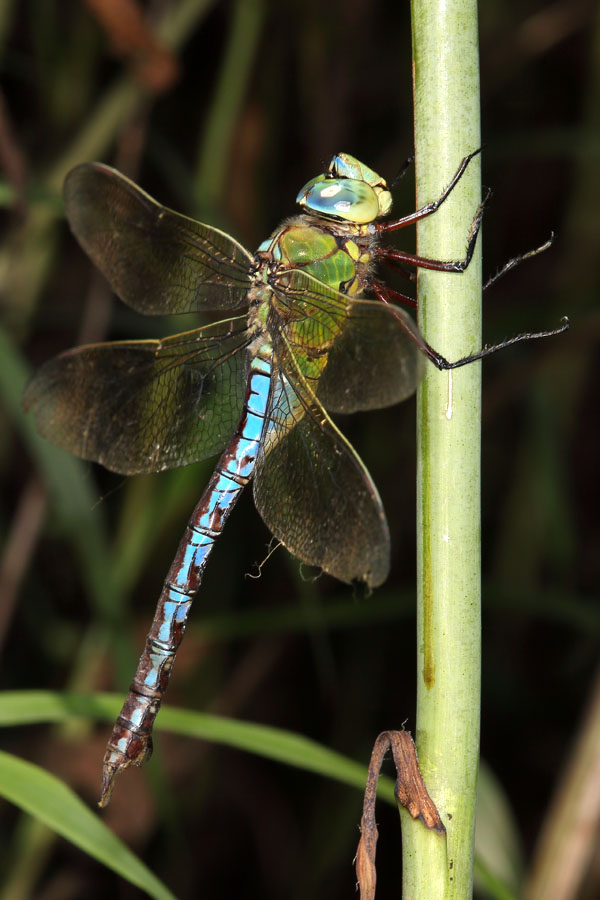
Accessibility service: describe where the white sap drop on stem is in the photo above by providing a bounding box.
[445,369,453,420]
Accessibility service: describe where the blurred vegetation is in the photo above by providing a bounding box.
[0,1,598,898]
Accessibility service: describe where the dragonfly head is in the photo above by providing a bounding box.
[296,153,392,225]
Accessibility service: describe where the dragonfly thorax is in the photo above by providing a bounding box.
[256,215,377,300]
[296,153,392,225]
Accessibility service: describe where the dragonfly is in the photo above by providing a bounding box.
[23,151,567,806]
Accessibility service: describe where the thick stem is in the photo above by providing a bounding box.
[404,2,482,898]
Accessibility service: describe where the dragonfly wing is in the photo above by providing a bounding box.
[271,269,425,413]
[317,298,426,412]
[23,317,249,475]
[253,328,389,588]
[64,163,254,315]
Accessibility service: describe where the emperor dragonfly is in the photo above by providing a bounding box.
[23,152,566,804]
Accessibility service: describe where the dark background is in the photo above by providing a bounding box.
[1,1,598,898]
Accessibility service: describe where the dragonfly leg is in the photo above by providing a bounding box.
[368,279,569,371]
[368,278,416,309]
[381,255,416,283]
[484,233,554,292]
[376,148,481,234]
[389,154,414,190]
[382,230,553,291]
[425,317,570,370]
[375,187,491,274]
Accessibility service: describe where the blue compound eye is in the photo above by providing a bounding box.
[297,176,380,224]
[296,155,392,222]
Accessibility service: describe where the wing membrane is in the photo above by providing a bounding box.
[316,298,425,411]
[271,269,425,412]
[23,318,249,475]
[63,163,254,315]
[253,324,389,588]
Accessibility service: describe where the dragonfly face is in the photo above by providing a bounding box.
[295,153,393,224]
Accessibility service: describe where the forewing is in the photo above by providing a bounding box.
[271,269,425,413]
[63,163,254,314]
[253,326,390,588]
[23,318,249,475]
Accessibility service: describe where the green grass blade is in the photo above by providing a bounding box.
[0,326,116,614]
[0,750,177,900]
[0,693,523,900]
[0,690,394,801]
[194,0,265,211]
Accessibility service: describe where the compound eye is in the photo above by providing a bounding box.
[297,176,380,224]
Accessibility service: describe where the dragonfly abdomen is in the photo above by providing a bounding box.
[99,344,273,806]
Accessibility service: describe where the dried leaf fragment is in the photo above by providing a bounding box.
[355,730,445,900]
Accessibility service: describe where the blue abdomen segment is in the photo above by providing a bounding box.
[100,347,272,805]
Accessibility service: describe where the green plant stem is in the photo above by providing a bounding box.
[404,2,482,898]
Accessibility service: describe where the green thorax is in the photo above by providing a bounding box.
[256,151,391,300]
[251,216,378,386]
[250,152,391,382]
[256,215,376,298]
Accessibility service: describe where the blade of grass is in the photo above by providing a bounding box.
[194,0,265,213]
[0,751,177,900]
[0,0,216,330]
[0,690,394,800]
[0,691,521,900]
[0,326,116,619]
[524,666,600,900]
